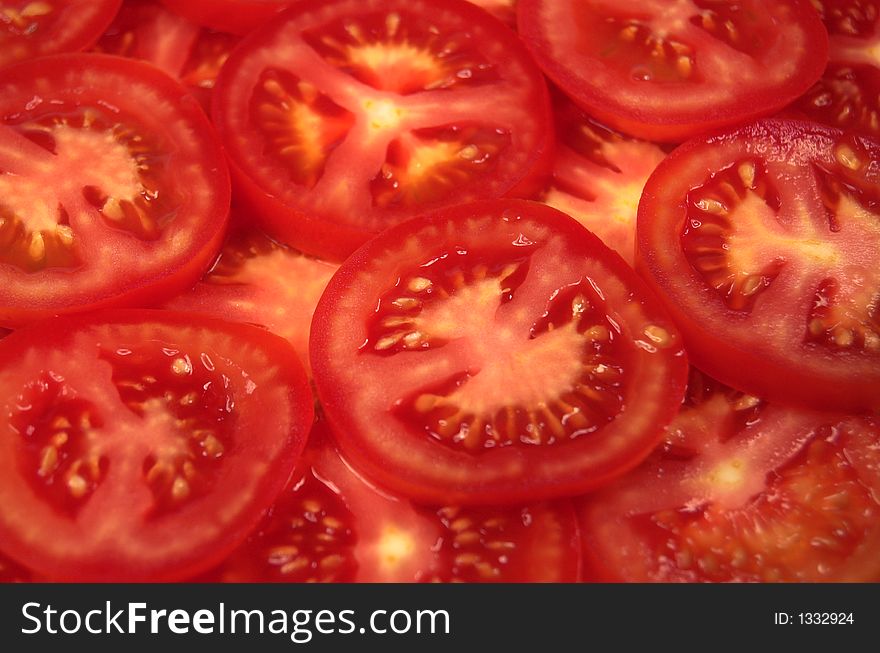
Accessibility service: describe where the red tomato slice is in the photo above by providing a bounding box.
[94,1,239,110]
[517,0,828,141]
[0,310,313,582]
[469,0,518,27]
[311,200,688,505]
[213,0,553,261]
[637,120,880,411]
[0,0,121,68]
[160,0,292,36]
[0,552,32,583]
[538,97,666,267]
[0,54,230,326]
[204,424,581,582]
[580,370,880,582]
[796,1,880,136]
[163,225,338,373]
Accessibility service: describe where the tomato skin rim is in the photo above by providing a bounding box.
[0,53,232,327]
[0,308,315,582]
[636,119,880,412]
[212,0,555,262]
[311,199,690,506]
[516,0,830,142]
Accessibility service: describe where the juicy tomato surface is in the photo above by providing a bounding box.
[518,0,828,141]
[0,53,231,326]
[204,423,582,582]
[160,0,291,36]
[469,0,518,27]
[580,370,880,582]
[94,0,239,109]
[0,0,121,68]
[311,200,688,506]
[163,224,338,373]
[537,96,666,266]
[638,120,880,411]
[0,310,314,582]
[213,0,553,260]
[796,1,880,136]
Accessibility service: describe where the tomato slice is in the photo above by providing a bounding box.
[637,119,880,411]
[0,54,230,326]
[204,423,581,582]
[162,225,338,373]
[469,0,518,27]
[0,0,121,68]
[311,200,688,505]
[213,0,553,260]
[537,96,666,266]
[580,370,880,582]
[0,310,313,582]
[0,552,32,583]
[93,1,239,110]
[794,1,880,136]
[159,0,292,36]
[517,0,828,141]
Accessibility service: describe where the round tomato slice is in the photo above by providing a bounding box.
[580,370,880,582]
[204,423,581,582]
[0,0,121,68]
[213,0,553,261]
[637,120,880,411]
[160,0,292,36]
[163,224,338,373]
[0,310,313,582]
[517,0,828,142]
[311,200,688,505]
[93,1,239,110]
[0,54,230,326]
[537,96,666,267]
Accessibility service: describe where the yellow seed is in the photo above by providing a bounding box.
[833,327,854,347]
[171,357,191,375]
[52,416,72,429]
[280,557,309,574]
[391,297,420,310]
[449,517,472,532]
[738,162,756,189]
[375,334,402,351]
[408,277,433,292]
[171,476,190,500]
[835,144,861,170]
[202,434,225,457]
[454,531,481,546]
[454,552,480,566]
[320,554,346,570]
[22,2,53,17]
[102,198,125,221]
[303,499,321,514]
[695,198,727,214]
[458,145,479,161]
[402,331,424,347]
[28,232,46,261]
[56,224,74,246]
[67,473,88,498]
[619,24,638,41]
[644,325,671,346]
[323,516,344,530]
[676,56,693,77]
[386,12,400,36]
[38,446,58,477]
[586,325,611,342]
[486,540,516,551]
[808,318,825,336]
[741,275,763,297]
[414,394,439,412]
[733,394,761,411]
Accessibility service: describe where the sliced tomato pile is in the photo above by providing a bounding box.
[638,120,880,411]
[204,423,581,582]
[311,200,688,504]
[518,0,828,141]
[213,0,553,260]
[2,0,880,586]
[580,370,880,582]
[162,223,338,372]
[0,53,230,325]
[0,310,313,581]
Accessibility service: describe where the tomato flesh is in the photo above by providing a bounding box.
[638,120,880,411]
[0,310,313,581]
[581,370,880,582]
[205,425,581,582]
[213,0,553,260]
[0,54,230,325]
[518,0,828,141]
[163,225,338,373]
[311,200,688,505]
[160,0,292,36]
[0,0,121,68]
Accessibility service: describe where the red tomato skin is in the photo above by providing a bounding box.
[0,309,314,582]
[0,53,231,327]
[636,119,880,412]
[160,0,290,36]
[311,199,689,506]
[517,0,830,142]
[212,0,554,262]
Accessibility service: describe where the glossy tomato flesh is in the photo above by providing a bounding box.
[311,200,688,505]
[213,0,553,260]
[0,310,313,582]
[638,120,880,411]
[581,370,880,582]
